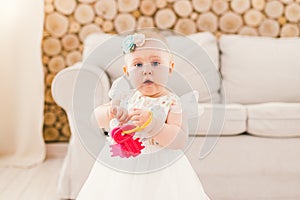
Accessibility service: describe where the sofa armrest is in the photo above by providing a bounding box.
[52,62,111,199]
[51,62,111,111]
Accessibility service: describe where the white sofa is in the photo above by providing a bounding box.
[52,32,300,200]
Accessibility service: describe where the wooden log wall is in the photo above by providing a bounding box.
[43,0,300,142]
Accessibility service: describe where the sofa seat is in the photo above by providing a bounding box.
[247,103,300,137]
[200,174,300,200]
[185,134,300,199]
[195,103,247,136]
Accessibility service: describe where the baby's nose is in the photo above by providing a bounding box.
[143,70,152,75]
[143,66,152,75]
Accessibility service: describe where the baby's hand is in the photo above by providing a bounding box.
[109,105,129,125]
[129,108,151,127]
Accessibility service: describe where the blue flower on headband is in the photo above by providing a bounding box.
[122,35,135,54]
[122,33,146,54]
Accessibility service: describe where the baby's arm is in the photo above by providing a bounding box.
[92,101,112,130]
[92,101,129,130]
[152,110,188,150]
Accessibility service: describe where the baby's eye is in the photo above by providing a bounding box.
[151,61,160,67]
[134,63,143,67]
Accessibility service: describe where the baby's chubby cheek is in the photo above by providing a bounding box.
[127,69,144,88]
[151,65,169,86]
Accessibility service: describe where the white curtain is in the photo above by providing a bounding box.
[0,0,45,167]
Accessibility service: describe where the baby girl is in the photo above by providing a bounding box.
[77,30,210,200]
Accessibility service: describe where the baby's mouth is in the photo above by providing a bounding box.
[143,80,153,84]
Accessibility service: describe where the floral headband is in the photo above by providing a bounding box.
[122,33,170,55]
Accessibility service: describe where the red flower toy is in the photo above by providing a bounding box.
[109,124,145,158]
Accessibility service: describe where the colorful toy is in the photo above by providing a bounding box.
[109,111,153,158]
[109,124,145,158]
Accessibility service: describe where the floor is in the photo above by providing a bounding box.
[0,143,67,200]
[1,139,299,200]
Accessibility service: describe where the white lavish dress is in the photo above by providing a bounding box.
[77,90,210,200]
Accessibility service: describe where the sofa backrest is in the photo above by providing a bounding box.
[82,32,221,103]
[220,35,300,104]
[82,32,300,104]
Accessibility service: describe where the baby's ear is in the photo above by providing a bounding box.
[169,61,175,74]
[123,65,129,76]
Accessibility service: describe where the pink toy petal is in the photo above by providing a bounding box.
[110,144,126,158]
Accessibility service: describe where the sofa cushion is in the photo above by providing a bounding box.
[167,32,221,102]
[186,135,300,199]
[247,103,300,137]
[82,32,221,103]
[187,32,219,69]
[83,33,112,60]
[220,35,300,104]
[190,103,247,136]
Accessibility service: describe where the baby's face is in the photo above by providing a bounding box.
[124,49,173,97]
